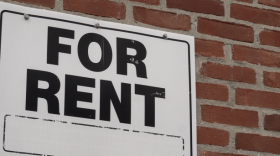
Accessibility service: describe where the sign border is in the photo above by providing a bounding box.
[0,10,193,156]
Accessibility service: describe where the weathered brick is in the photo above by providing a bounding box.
[133,7,191,31]
[200,62,256,84]
[236,88,280,110]
[196,82,229,101]
[166,0,224,16]
[264,114,280,132]
[197,18,254,43]
[263,71,280,89]
[195,39,225,58]
[235,0,253,3]
[232,45,280,68]
[231,4,280,27]
[236,133,280,154]
[200,151,249,156]
[129,0,159,5]
[13,0,55,8]
[201,105,259,127]
[63,0,126,20]
[259,0,280,8]
[197,127,229,146]
[260,29,280,48]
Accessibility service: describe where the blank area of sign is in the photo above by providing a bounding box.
[4,115,183,156]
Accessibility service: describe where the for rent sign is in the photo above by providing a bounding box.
[0,2,196,156]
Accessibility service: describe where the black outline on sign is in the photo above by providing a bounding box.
[0,10,193,156]
[4,115,184,156]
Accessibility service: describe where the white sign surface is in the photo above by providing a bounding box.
[0,2,196,156]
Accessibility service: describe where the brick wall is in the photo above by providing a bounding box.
[2,0,280,155]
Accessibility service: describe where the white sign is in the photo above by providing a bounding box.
[0,2,196,156]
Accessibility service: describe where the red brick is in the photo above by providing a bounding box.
[264,114,280,132]
[196,82,229,101]
[232,45,280,68]
[235,0,253,3]
[195,39,225,58]
[13,0,55,8]
[200,62,256,84]
[133,7,191,31]
[63,0,125,20]
[129,0,159,5]
[236,133,280,154]
[200,151,249,156]
[201,105,259,128]
[197,127,229,146]
[197,18,254,43]
[259,0,280,8]
[260,29,280,48]
[236,88,280,110]
[166,0,224,16]
[263,71,280,89]
[231,4,280,27]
